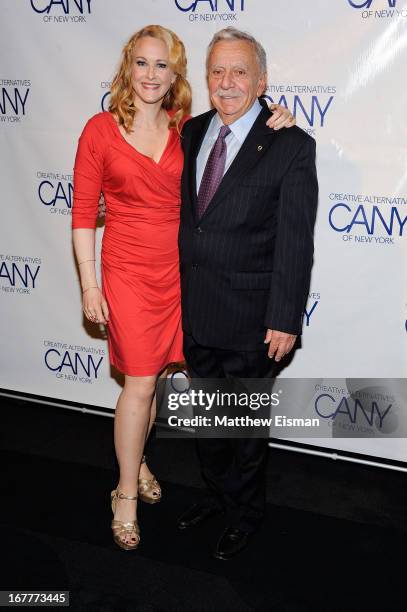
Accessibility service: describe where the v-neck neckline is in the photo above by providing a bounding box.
[107,111,172,166]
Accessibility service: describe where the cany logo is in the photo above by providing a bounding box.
[0,254,41,295]
[30,0,92,22]
[314,393,392,429]
[100,81,111,112]
[44,340,105,383]
[328,192,407,245]
[348,0,396,7]
[0,80,30,123]
[174,0,245,9]
[263,86,335,136]
[347,0,406,18]
[304,292,320,327]
[37,171,73,216]
[175,0,245,21]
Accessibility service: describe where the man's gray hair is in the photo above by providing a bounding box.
[206,27,267,75]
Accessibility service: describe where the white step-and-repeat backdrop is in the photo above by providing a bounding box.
[1,1,406,461]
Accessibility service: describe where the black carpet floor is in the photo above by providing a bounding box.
[1,397,406,612]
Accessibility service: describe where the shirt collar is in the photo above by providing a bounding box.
[211,98,262,143]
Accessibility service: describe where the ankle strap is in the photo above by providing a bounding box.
[115,488,137,501]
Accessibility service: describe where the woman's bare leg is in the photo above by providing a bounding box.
[139,369,167,480]
[113,373,157,544]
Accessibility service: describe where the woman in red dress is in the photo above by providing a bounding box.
[72,25,294,550]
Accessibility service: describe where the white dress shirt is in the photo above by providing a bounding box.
[196,99,262,192]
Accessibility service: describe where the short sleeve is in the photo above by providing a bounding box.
[72,115,105,229]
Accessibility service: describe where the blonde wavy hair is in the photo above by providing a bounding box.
[109,25,192,133]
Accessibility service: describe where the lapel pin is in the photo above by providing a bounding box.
[257,145,263,151]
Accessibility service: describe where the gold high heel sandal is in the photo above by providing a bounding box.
[110,488,140,551]
[138,455,162,504]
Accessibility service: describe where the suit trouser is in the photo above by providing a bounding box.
[183,332,275,533]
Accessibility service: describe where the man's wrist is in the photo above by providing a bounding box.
[265,321,301,336]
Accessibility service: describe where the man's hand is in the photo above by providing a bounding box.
[98,192,106,218]
[264,329,297,361]
[265,104,296,130]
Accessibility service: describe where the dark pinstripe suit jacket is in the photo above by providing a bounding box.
[178,100,318,351]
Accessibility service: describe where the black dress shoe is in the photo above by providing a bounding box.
[213,527,250,560]
[177,502,222,530]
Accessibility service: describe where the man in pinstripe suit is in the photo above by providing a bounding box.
[177,27,318,559]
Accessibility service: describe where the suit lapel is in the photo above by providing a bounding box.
[200,106,277,221]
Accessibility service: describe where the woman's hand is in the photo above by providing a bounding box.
[265,103,296,130]
[82,287,109,324]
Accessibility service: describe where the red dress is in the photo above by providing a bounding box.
[72,111,187,376]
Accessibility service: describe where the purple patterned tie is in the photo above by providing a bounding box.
[197,124,231,218]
